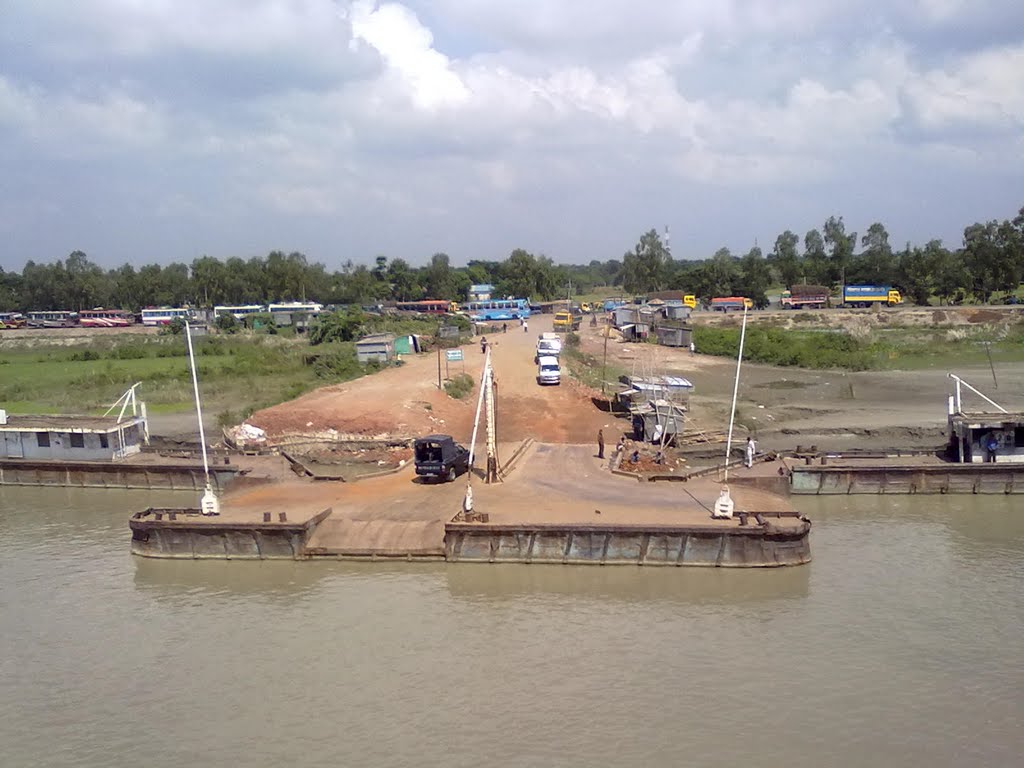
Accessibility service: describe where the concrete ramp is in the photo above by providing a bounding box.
[305,518,445,559]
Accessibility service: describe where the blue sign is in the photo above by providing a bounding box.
[446,349,464,362]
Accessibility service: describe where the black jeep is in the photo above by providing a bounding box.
[413,434,471,482]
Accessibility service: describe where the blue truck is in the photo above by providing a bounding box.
[842,285,903,308]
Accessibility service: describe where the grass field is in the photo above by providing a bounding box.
[692,323,1024,371]
[0,334,360,424]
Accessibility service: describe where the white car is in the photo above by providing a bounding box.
[537,355,561,385]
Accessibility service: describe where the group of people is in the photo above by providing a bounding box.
[598,429,759,468]
[480,317,529,354]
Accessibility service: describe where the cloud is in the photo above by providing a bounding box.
[0,0,1021,268]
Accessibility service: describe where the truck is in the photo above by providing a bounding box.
[710,296,753,312]
[841,285,903,308]
[780,285,830,309]
[552,310,581,332]
[413,435,470,483]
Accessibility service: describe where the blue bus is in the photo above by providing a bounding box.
[460,298,531,321]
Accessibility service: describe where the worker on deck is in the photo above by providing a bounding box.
[745,436,757,468]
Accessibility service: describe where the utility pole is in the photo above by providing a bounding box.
[601,319,609,395]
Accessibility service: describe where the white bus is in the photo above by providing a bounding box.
[213,304,265,320]
[141,307,193,326]
[266,302,323,315]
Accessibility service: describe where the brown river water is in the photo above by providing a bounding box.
[1,486,1022,767]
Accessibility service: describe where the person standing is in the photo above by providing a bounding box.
[985,433,999,463]
[689,340,695,356]
[745,436,757,468]
[597,429,605,459]
[523,319,528,333]
[480,336,487,354]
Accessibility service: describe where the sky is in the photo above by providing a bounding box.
[1,0,1022,271]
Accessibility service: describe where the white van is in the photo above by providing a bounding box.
[537,355,561,385]
[535,332,562,360]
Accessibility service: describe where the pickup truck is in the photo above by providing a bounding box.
[413,435,470,483]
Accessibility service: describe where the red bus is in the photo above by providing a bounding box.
[395,300,455,314]
[78,309,134,327]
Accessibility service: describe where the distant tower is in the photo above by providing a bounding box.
[664,225,671,254]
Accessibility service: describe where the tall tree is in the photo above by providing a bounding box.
[962,221,1003,302]
[737,245,771,307]
[857,222,895,285]
[823,215,857,284]
[769,230,802,288]
[803,228,829,285]
[424,252,462,300]
[621,229,671,294]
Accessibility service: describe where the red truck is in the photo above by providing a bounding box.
[780,285,830,309]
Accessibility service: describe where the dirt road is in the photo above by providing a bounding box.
[250,315,616,446]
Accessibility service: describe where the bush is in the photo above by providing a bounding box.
[216,313,240,334]
[692,326,875,370]
[444,372,474,399]
[307,347,364,380]
[309,309,366,345]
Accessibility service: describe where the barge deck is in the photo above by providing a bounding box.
[130,444,810,567]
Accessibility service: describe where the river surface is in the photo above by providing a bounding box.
[1,486,1022,768]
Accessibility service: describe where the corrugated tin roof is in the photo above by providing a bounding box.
[0,414,145,433]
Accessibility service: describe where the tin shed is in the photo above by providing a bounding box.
[355,333,396,364]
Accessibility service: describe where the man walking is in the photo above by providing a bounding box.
[597,429,605,459]
[744,436,757,468]
[523,318,529,333]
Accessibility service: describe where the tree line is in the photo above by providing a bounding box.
[0,205,1020,312]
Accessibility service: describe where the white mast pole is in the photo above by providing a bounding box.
[186,322,219,514]
[723,306,749,482]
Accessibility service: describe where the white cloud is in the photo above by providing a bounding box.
[350,1,469,110]
[0,0,1021,267]
[905,44,1024,131]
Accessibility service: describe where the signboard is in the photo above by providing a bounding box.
[446,349,464,362]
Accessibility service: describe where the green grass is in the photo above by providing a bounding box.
[444,372,475,399]
[692,323,1024,371]
[0,334,376,417]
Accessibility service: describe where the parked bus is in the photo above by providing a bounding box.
[0,312,26,329]
[460,298,531,321]
[141,307,194,326]
[394,300,454,315]
[213,304,265,320]
[26,310,77,328]
[266,302,323,315]
[77,308,133,328]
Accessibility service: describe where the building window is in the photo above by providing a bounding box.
[36,432,50,448]
[100,434,109,449]
[70,433,85,449]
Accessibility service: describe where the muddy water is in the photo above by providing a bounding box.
[1,486,1022,768]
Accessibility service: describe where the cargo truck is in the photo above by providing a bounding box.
[553,310,581,331]
[780,285,830,309]
[710,296,753,312]
[841,285,903,308]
